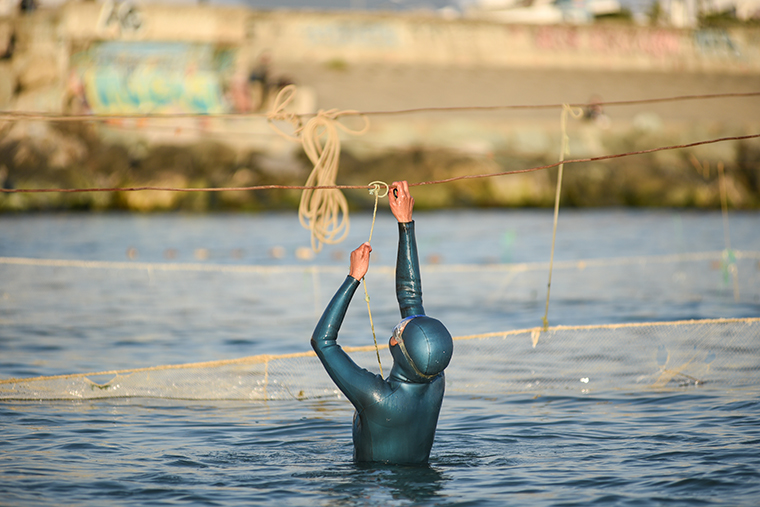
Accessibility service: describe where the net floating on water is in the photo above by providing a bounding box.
[2,318,757,401]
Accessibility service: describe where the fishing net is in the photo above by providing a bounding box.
[1,250,758,401]
[0,318,758,401]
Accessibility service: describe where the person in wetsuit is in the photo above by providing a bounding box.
[311,181,453,465]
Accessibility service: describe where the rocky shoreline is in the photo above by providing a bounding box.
[2,118,759,212]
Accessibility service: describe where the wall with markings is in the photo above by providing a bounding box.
[71,42,235,115]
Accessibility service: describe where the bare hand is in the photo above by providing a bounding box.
[389,181,414,223]
[349,242,372,280]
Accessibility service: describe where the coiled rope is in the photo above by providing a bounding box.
[267,85,370,252]
[267,88,385,372]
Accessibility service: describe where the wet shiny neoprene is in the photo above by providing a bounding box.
[311,221,453,464]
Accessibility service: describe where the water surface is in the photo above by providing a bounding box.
[1,210,759,506]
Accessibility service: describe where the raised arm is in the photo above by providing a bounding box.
[390,181,425,318]
[311,243,389,407]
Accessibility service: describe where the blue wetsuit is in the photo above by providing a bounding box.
[311,221,453,464]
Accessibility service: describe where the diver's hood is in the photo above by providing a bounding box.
[390,316,453,382]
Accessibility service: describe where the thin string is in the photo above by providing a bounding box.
[362,181,389,376]
[3,91,759,122]
[717,162,740,302]
[542,104,583,331]
[4,250,757,273]
[267,85,370,252]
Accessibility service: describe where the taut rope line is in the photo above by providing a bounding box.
[3,133,759,195]
[4,250,757,273]
[542,104,583,332]
[2,91,759,122]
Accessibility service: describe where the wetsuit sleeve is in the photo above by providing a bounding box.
[311,276,390,409]
[396,221,425,318]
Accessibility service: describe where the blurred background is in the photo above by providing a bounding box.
[1,0,759,211]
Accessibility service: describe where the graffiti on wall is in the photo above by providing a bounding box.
[70,42,235,114]
[587,28,681,58]
[694,29,741,58]
[535,26,682,58]
[535,26,581,50]
[97,0,143,36]
[305,21,399,48]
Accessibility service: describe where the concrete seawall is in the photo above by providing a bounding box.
[54,5,760,74]
[245,11,760,74]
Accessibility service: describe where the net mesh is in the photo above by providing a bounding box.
[0,319,758,401]
[1,250,758,401]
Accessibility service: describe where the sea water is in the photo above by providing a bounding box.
[1,209,759,506]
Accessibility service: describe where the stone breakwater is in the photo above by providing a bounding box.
[2,118,759,211]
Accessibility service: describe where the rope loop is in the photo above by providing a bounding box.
[368,181,389,198]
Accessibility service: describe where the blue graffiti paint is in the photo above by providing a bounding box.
[694,29,741,59]
[73,42,232,114]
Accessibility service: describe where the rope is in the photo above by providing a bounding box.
[3,133,759,195]
[542,104,583,332]
[2,91,759,122]
[266,85,370,252]
[3,250,758,273]
[362,181,390,376]
[3,317,757,386]
[265,85,303,142]
[349,92,760,117]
